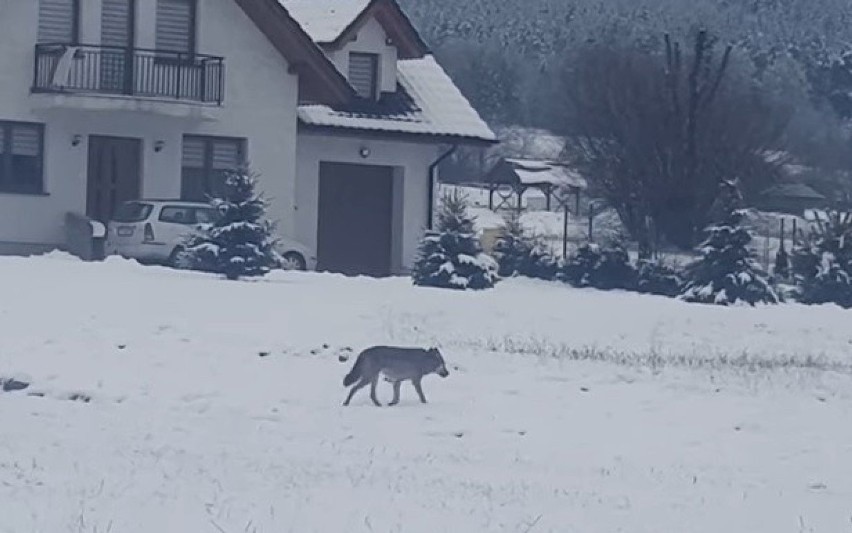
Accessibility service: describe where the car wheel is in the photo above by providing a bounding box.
[280,251,307,271]
[168,247,191,270]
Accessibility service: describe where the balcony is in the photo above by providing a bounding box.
[32,44,225,116]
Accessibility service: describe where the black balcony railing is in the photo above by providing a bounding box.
[33,44,225,105]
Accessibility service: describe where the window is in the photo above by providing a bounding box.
[181,136,245,202]
[159,206,195,224]
[159,206,217,224]
[113,201,153,223]
[349,53,379,99]
[38,0,79,44]
[156,0,196,54]
[0,122,45,195]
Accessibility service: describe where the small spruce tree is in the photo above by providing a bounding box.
[412,190,498,290]
[184,168,280,280]
[680,180,778,305]
[493,212,558,280]
[792,210,852,308]
[679,208,779,305]
[493,212,531,277]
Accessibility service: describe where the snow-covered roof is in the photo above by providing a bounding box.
[277,0,371,43]
[502,158,587,189]
[804,208,852,222]
[299,56,496,143]
[279,0,493,142]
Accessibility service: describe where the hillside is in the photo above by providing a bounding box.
[400,0,852,58]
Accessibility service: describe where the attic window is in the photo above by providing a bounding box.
[348,52,379,99]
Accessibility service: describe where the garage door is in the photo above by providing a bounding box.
[317,162,394,277]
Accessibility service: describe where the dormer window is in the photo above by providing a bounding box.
[349,52,379,99]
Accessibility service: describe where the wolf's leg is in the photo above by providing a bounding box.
[412,377,427,403]
[343,378,369,406]
[369,377,382,407]
[389,381,402,406]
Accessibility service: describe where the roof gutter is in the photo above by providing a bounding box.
[427,145,458,230]
[297,122,497,146]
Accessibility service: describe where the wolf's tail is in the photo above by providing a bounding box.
[343,353,364,387]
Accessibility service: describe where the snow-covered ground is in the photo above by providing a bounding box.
[1,253,851,532]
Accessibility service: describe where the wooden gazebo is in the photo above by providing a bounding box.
[481,158,588,212]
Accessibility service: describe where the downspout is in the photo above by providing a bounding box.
[427,144,458,230]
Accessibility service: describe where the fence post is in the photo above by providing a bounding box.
[588,205,594,242]
[563,202,569,259]
[792,218,798,247]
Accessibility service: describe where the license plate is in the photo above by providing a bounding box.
[116,226,135,237]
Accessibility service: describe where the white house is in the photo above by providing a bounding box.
[0,0,495,276]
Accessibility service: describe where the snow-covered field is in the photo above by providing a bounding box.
[1,254,851,532]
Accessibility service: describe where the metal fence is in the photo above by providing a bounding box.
[33,43,225,104]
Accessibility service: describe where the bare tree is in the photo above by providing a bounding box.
[561,31,790,251]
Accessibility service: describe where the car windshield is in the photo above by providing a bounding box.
[112,202,153,223]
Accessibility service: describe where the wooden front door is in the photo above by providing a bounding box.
[86,136,142,222]
[317,163,394,277]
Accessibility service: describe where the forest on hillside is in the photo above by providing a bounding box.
[400,0,852,177]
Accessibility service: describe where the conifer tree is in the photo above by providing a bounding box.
[412,190,498,290]
[184,168,280,280]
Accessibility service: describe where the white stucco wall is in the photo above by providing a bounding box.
[326,17,398,94]
[0,0,299,252]
[295,132,442,273]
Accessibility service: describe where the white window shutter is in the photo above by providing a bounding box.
[11,126,41,157]
[211,140,242,170]
[157,0,194,53]
[349,53,378,99]
[182,137,205,168]
[38,0,76,43]
[101,0,132,47]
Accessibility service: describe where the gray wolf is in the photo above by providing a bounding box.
[342,346,450,407]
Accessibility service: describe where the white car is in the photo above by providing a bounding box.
[105,200,316,271]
